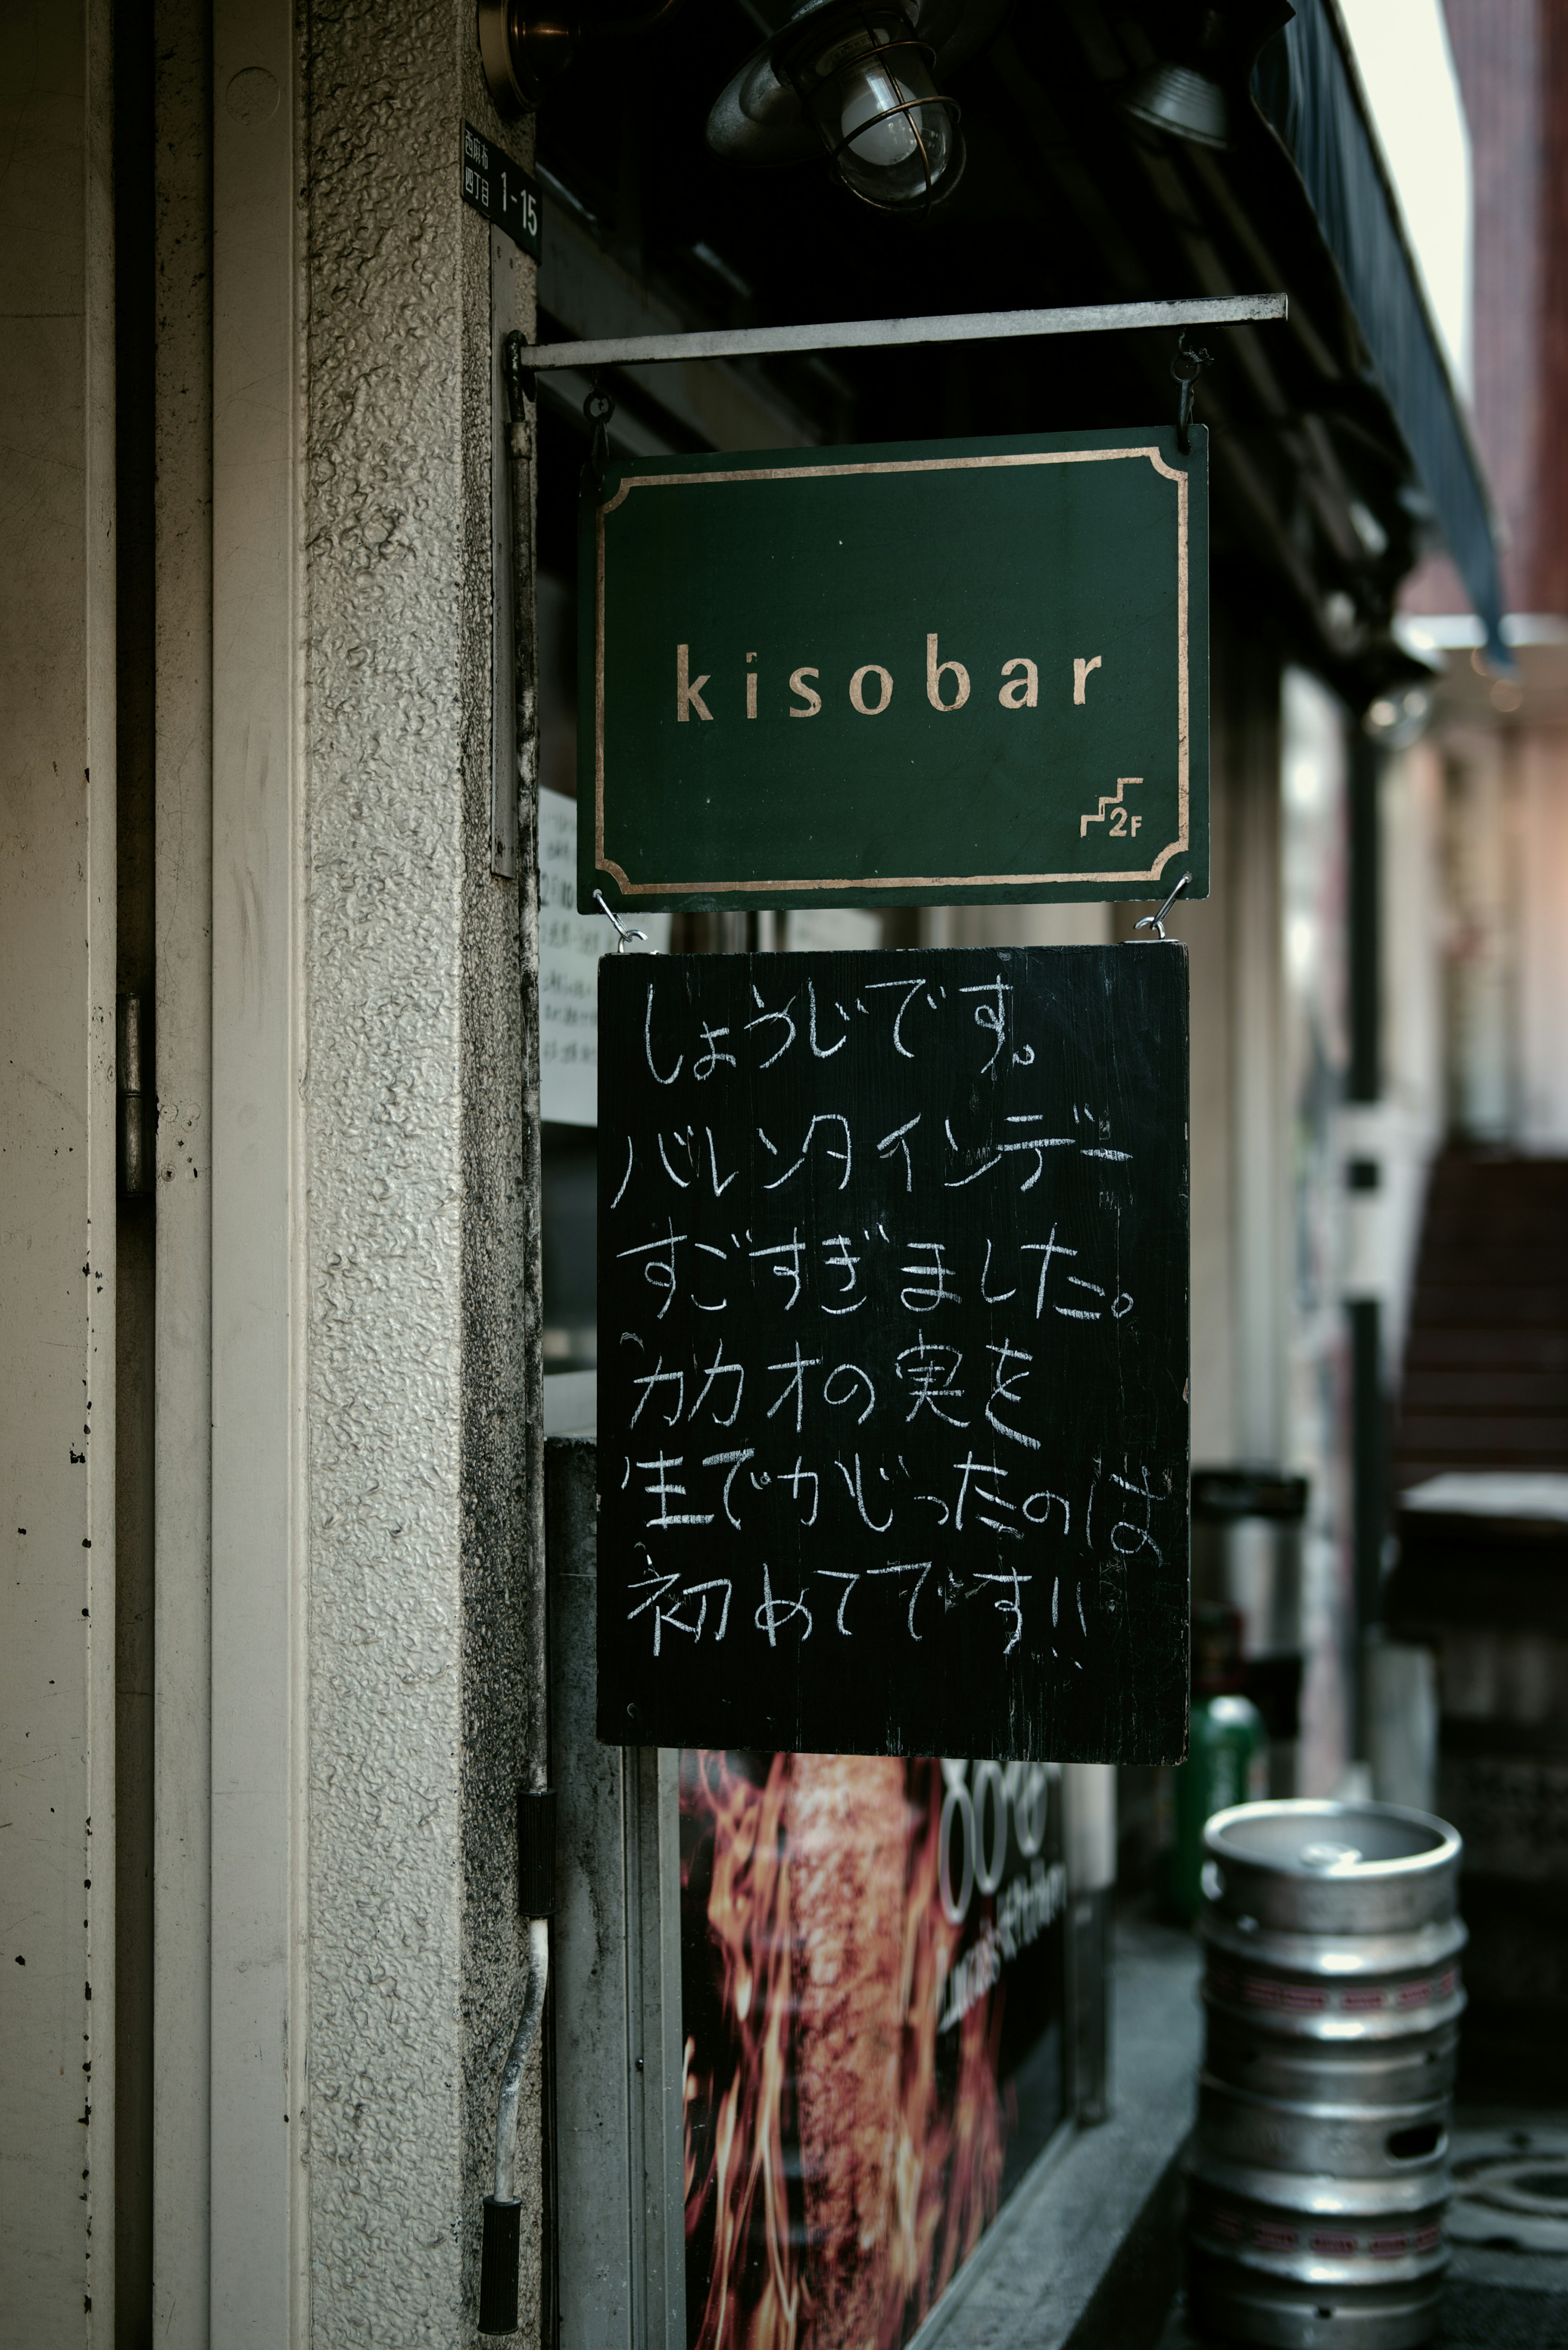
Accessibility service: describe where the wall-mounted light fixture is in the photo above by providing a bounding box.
[707,0,1007,216]
[1118,1,1293,153]
[477,0,688,117]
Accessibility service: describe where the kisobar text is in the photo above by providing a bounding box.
[675,635,1108,722]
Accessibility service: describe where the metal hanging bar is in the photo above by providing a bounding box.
[523,291,1287,375]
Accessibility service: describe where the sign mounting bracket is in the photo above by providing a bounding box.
[521,292,1286,376]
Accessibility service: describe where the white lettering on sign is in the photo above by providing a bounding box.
[926,633,971,712]
[596,946,1189,1759]
[461,123,541,252]
[676,643,713,722]
[1080,778,1143,840]
[849,664,893,716]
[604,960,1178,1694]
[672,642,1118,722]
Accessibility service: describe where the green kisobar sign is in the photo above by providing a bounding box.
[577,426,1207,912]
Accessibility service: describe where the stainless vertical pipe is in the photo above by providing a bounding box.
[1063,1763,1116,2123]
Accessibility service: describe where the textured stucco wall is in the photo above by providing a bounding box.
[302,7,537,2339]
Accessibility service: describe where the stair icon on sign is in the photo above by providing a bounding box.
[1080,778,1144,839]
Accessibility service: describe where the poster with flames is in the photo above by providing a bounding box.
[680,1751,1068,2350]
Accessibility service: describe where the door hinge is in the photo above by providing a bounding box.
[117,995,150,1199]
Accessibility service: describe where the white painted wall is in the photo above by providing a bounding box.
[1357,738,1448,1375]
[1279,668,1352,1794]
[0,2,119,2335]
[1158,625,1285,1475]
[152,7,216,2339]
[922,904,1114,950]
[207,3,303,2338]
[1442,727,1515,1141]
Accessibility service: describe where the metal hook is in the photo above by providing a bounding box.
[583,378,616,496]
[1134,873,1191,941]
[1171,332,1214,454]
[502,329,535,426]
[593,887,648,954]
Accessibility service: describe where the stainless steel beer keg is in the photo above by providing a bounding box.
[1202,2016,1459,2114]
[1187,1801,1465,2350]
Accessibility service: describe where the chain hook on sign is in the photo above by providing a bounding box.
[1171,332,1214,454]
[593,887,648,954]
[583,377,616,495]
[1134,873,1192,941]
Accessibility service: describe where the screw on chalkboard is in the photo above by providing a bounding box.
[1171,333,1213,453]
[1134,873,1192,940]
[583,377,616,495]
[593,887,650,954]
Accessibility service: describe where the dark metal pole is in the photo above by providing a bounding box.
[504,327,548,1804]
[1348,734,1381,1106]
[479,330,553,2341]
[1350,1299,1385,1640]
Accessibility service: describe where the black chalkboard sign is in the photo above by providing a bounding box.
[596,946,1189,1761]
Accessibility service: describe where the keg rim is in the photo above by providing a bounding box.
[1202,2065,1460,2106]
[1188,2235,1451,2296]
[1200,2021,1461,2091]
[1205,1800,1461,1881]
[1200,1911,1468,1975]
[1188,2233,1451,2291]
[1188,2146,1453,2215]
[1198,2071,1454,2134]
[1201,1985,1468,2042]
[1205,2012,1462,2052]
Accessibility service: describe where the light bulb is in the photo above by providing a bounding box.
[806,19,957,209]
[840,61,920,166]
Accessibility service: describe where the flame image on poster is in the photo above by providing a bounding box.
[680,1752,1067,2350]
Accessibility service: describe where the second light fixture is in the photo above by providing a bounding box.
[707,0,1008,215]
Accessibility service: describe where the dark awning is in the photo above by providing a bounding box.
[1255,2,1509,667]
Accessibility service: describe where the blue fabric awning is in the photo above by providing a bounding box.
[1255,2,1508,667]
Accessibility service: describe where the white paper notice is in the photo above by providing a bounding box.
[539,786,669,1126]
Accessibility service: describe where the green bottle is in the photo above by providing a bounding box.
[1169,1602,1268,1922]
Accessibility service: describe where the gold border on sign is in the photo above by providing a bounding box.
[593,446,1192,896]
